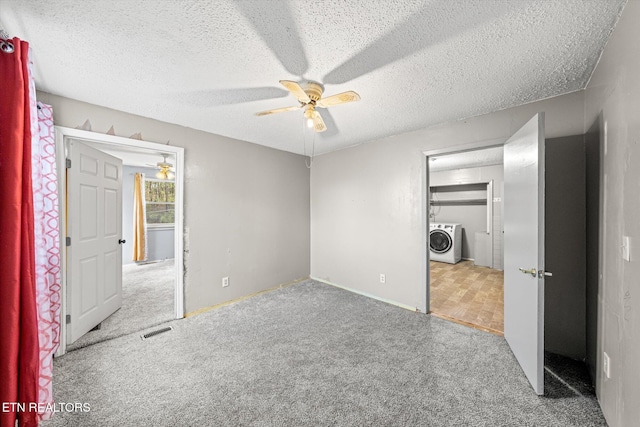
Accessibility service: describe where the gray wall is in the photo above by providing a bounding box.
[544,135,586,360]
[430,165,504,268]
[40,92,311,314]
[147,228,174,262]
[122,165,175,265]
[584,1,640,425]
[310,90,585,311]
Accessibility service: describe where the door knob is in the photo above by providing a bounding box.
[538,270,553,278]
[518,267,537,277]
[118,239,126,244]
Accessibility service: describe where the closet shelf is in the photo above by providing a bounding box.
[430,183,487,191]
[430,198,487,206]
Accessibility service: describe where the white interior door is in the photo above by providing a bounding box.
[503,113,546,395]
[67,140,123,343]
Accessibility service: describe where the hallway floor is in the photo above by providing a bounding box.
[67,259,175,351]
[429,260,504,335]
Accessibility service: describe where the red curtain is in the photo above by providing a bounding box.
[0,37,40,427]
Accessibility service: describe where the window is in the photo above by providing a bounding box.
[145,179,175,226]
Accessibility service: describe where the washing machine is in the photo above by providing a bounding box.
[429,223,462,264]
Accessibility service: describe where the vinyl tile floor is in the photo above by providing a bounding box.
[430,260,504,335]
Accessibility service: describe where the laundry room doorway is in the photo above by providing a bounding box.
[424,113,597,395]
[426,146,505,335]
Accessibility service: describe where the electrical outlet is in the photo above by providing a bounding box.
[603,352,611,379]
[622,236,631,261]
[380,274,386,284]
[222,277,229,288]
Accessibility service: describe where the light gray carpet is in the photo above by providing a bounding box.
[44,281,606,426]
[67,259,175,351]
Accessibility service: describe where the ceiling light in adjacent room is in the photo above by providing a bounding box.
[156,154,174,180]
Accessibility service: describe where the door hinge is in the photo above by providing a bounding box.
[65,158,71,168]
[66,237,71,246]
[66,314,71,324]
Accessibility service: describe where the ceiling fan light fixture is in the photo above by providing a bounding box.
[156,154,174,180]
[155,168,175,180]
[304,105,315,128]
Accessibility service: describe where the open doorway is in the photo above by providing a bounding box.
[424,126,601,395]
[55,127,185,355]
[68,150,177,350]
[427,147,505,335]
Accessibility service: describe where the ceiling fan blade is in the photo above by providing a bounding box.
[316,91,361,108]
[235,1,309,76]
[279,80,311,103]
[312,111,327,133]
[255,105,301,117]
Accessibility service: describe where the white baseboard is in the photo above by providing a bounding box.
[310,277,419,313]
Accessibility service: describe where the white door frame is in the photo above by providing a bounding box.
[54,126,185,356]
[422,138,506,314]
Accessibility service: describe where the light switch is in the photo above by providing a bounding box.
[622,236,631,262]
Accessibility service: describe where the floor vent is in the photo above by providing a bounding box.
[141,326,173,340]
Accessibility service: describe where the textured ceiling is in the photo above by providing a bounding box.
[1,0,626,155]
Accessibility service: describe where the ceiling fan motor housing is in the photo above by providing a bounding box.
[304,82,323,102]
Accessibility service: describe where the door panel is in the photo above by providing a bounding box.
[80,185,98,239]
[68,141,123,344]
[104,250,118,300]
[79,256,98,315]
[503,113,546,395]
[104,189,118,236]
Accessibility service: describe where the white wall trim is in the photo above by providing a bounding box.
[54,126,185,356]
[311,277,419,312]
[421,153,429,314]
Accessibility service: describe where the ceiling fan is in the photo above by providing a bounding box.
[147,154,175,180]
[256,80,360,132]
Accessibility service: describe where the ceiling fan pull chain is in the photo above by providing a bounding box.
[304,119,311,168]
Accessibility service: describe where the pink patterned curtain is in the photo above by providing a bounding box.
[31,97,61,419]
